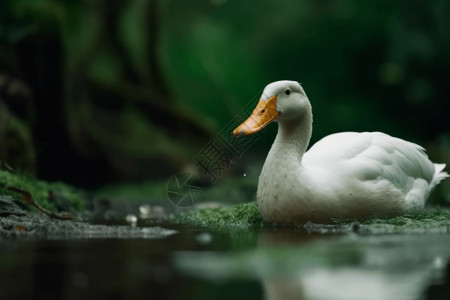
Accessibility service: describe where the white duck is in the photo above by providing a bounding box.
[233,80,449,223]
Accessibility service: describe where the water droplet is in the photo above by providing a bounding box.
[243,173,247,177]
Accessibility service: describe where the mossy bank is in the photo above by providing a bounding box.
[174,202,450,234]
[0,169,86,213]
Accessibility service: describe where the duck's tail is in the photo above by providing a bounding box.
[405,164,448,212]
[431,163,449,190]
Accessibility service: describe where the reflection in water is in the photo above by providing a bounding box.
[424,261,450,300]
[2,222,450,300]
[176,229,450,300]
[259,230,450,300]
[263,276,305,300]
[0,225,215,300]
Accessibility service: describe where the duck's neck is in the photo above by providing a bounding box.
[269,112,313,164]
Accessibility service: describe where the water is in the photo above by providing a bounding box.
[1,219,449,300]
[0,223,220,299]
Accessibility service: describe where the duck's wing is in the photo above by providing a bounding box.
[303,132,436,190]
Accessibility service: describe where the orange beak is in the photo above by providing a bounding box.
[233,95,280,137]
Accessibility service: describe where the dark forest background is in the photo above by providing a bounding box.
[0,0,449,190]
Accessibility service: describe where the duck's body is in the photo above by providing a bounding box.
[234,81,448,223]
[259,130,447,223]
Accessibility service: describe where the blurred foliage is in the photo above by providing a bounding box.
[0,0,449,187]
[0,0,212,185]
[0,101,35,172]
[94,179,169,202]
[160,0,450,143]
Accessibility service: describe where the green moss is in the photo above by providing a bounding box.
[173,201,450,234]
[173,202,264,229]
[355,209,450,233]
[0,169,86,212]
[300,208,450,234]
[362,209,450,225]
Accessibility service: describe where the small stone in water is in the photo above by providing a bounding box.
[139,205,151,218]
[125,214,138,227]
[195,232,213,245]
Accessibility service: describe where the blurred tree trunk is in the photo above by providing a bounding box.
[0,0,211,186]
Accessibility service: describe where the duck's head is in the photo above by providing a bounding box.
[233,80,310,137]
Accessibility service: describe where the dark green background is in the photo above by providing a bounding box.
[1,0,449,187]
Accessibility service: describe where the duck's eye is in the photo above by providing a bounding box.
[285,89,291,95]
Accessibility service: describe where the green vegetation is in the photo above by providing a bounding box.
[0,169,86,212]
[2,0,449,190]
[2,165,446,234]
[94,180,168,203]
[173,201,450,234]
[173,203,264,229]
[357,209,450,234]
[94,168,259,204]
[363,208,450,226]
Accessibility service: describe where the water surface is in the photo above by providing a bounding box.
[1,218,449,300]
